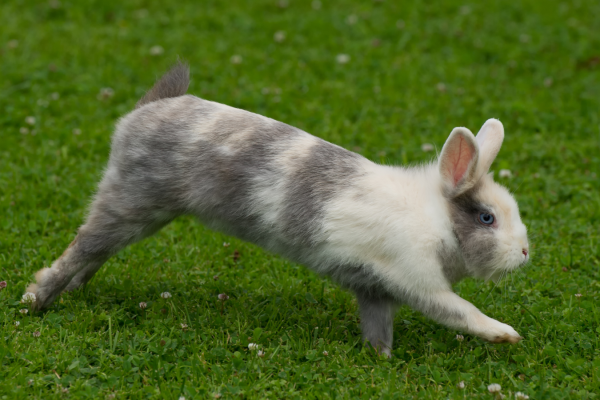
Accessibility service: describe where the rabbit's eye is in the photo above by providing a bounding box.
[479,213,495,225]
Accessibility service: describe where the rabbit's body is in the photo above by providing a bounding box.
[105,94,368,274]
[105,94,453,294]
[27,63,529,356]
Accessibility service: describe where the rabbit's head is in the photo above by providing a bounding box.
[439,119,529,281]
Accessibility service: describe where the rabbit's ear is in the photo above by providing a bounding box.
[475,119,504,178]
[439,127,479,197]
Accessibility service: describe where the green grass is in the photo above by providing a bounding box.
[1,0,599,398]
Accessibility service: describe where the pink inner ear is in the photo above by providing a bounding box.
[447,136,475,185]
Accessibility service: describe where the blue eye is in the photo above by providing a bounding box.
[479,213,495,225]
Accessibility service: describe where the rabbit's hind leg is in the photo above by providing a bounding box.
[63,217,172,292]
[27,201,174,310]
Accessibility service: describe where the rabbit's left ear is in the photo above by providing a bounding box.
[439,127,480,197]
[475,119,504,178]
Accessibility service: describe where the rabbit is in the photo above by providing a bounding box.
[26,62,529,356]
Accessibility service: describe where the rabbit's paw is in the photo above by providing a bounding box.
[485,321,523,344]
[25,267,62,311]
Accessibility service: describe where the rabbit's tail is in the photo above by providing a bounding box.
[135,60,190,109]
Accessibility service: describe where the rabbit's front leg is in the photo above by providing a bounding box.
[408,290,522,344]
[355,290,397,357]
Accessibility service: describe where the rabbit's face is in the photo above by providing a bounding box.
[450,173,529,281]
[438,119,529,281]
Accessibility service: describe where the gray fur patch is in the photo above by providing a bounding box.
[281,140,362,247]
[183,114,300,245]
[326,263,388,295]
[449,185,497,277]
[136,61,190,109]
[355,289,396,356]
[438,239,467,284]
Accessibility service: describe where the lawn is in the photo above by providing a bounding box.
[1,0,599,398]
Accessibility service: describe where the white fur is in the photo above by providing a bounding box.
[315,119,527,343]
[322,163,452,295]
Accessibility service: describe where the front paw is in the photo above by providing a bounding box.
[485,322,523,344]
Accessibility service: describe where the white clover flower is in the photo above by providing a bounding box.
[218,293,229,301]
[22,292,36,303]
[575,293,582,298]
[457,381,465,389]
[72,128,82,135]
[139,302,147,309]
[223,242,230,247]
[181,323,188,329]
[20,127,29,135]
[15,321,20,327]
[160,292,172,299]
[257,350,265,357]
[274,31,286,43]
[230,55,243,64]
[488,383,501,393]
[346,15,358,25]
[322,351,328,356]
[33,331,41,337]
[248,343,258,350]
[134,9,149,19]
[19,309,28,314]
[150,45,164,56]
[515,392,529,400]
[98,87,114,100]
[179,397,186,400]
[421,143,434,152]
[456,334,464,342]
[499,169,512,178]
[336,54,350,64]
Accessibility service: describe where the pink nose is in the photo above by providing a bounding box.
[522,249,528,257]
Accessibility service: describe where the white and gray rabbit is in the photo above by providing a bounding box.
[27,62,529,356]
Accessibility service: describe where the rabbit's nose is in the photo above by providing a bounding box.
[522,248,528,257]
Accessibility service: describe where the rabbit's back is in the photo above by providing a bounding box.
[104,95,367,264]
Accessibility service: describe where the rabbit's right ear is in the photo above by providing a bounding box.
[474,118,504,179]
[438,127,480,197]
